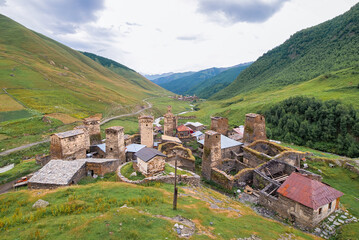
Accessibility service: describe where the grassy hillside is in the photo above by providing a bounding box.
[160,67,228,95]
[213,3,359,100]
[191,67,359,127]
[188,62,252,98]
[0,182,319,240]
[0,14,167,120]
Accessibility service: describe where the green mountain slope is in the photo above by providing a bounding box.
[213,3,359,100]
[152,71,195,85]
[159,67,228,95]
[187,62,252,98]
[81,52,162,92]
[0,14,167,119]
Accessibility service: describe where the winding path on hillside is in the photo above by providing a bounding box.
[0,98,154,157]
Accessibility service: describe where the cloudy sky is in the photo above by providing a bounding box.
[0,0,358,74]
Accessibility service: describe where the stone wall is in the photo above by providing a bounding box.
[138,116,154,148]
[242,146,271,168]
[222,145,241,159]
[106,126,126,163]
[117,162,200,186]
[35,154,51,166]
[243,113,266,144]
[210,117,228,135]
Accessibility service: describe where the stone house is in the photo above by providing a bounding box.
[198,133,243,159]
[50,129,86,160]
[135,147,167,176]
[176,125,193,139]
[260,172,343,229]
[125,143,146,161]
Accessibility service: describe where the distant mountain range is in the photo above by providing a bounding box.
[144,72,175,81]
[152,63,252,98]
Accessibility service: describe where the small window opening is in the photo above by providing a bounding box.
[319,208,322,214]
[328,202,332,210]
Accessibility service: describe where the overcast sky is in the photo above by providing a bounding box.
[0,0,358,74]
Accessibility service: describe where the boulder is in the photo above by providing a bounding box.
[32,199,49,209]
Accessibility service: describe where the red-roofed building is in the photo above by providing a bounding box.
[260,172,343,229]
[176,125,194,139]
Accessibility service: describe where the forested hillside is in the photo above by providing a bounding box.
[187,63,251,98]
[263,96,359,157]
[213,3,359,100]
[152,71,194,85]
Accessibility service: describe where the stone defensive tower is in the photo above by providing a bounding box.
[210,117,229,136]
[164,105,176,136]
[105,126,126,163]
[138,115,154,148]
[50,129,86,160]
[83,117,102,145]
[201,130,221,180]
[243,113,266,144]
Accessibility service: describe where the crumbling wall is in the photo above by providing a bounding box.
[86,160,120,176]
[222,145,242,159]
[273,151,309,168]
[242,146,271,168]
[211,168,234,190]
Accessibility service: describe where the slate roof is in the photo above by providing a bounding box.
[161,135,182,143]
[29,160,86,185]
[198,134,243,149]
[185,122,204,127]
[54,129,84,138]
[126,144,146,153]
[277,172,344,210]
[95,143,106,153]
[135,147,166,162]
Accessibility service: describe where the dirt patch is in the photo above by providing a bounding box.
[0,95,24,111]
[0,134,8,141]
[192,219,216,239]
[45,113,80,124]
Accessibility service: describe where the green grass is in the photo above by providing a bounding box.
[164,164,192,176]
[120,162,146,181]
[101,117,139,136]
[337,222,359,239]
[78,172,117,185]
[306,160,359,217]
[0,160,41,184]
[0,182,317,239]
[0,109,34,122]
[281,143,344,160]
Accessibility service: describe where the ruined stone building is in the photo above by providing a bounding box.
[260,172,343,229]
[243,113,266,144]
[210,117,229,136]
[138,115,154,148]
[198,134,243,159]
[83,116,102,145]
[164,106,177,136]
[201,130,222,180]
[158,142,196,171]
[135,147,167,176]
[50,129,86,160]
[105,126,125,163]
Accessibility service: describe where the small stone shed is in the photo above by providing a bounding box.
[262,172,344,229]
[85,158,120,177]
[135,147,167,176]
[28,160,87,189]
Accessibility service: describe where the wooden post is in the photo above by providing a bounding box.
[173,156,178,210]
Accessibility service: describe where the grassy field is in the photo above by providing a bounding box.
[0,109,34,123]
[192,68,359,128]
[0,160,41,184]
[0,94,24,112]
[0,182,319,240]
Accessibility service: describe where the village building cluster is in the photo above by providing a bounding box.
[28,105,345,230]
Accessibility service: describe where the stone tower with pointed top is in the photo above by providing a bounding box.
[138,115,154,148]
[201,130,221,180]
[105,126,125,163]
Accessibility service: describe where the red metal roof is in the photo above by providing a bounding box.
[277,172,343,210]
[177,125,193,132]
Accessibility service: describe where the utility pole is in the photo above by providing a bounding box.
[173,156,178,210]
